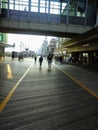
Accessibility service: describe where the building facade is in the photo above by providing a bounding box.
[54,0,98,65]
[0,33,7,60]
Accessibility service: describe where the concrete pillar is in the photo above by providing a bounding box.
[95,10,98,26]
[28,0,31,21]
[88,52,93,64]
[0,47,5,60]
[71,52,79,63]
[79,52,83,64]
[48,0,50,23]
[66,0,70,24]
[84,0,88,25]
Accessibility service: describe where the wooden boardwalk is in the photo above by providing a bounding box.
[0,57,98,130]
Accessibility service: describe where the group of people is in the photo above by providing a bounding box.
[54,55,64,64]
[33,54,53,69]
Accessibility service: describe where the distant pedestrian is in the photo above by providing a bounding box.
[60,55,64,64]
[34,55,37,63]
[39,55,43,68]
[47,54,53,69]
[11,52,15,60]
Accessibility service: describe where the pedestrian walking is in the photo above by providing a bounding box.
[34,55,37,63]
[39,55,43,68]
[47,54,53,69]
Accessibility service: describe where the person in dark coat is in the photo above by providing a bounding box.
[39,55,43,68]
[47,54,53,69]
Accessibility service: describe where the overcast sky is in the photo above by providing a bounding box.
[6,34,54,52]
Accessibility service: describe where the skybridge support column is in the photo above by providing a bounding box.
[48,0,50,23]
[95,10,98,26]
[66,0,70,25]
[13,0,15,10]
[60,0,62,14]
[38,0,40,12]
[79,52,83,64]
[28,0,31,21]
[88,52,93,64]
[45,0,47,13]
[96,0,98,26]
[3,0,9,18]
[7,0,9,18]
[84,0,88,25]
[38,0,40,22]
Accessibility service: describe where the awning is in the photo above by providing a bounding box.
[0,42,14,48]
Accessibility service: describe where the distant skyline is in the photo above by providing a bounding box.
[6,34,56,52]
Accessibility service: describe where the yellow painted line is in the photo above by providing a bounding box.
[7,64,13,79]
[0,57,4,63]
[0,63,33,112]
[55,65,98,99]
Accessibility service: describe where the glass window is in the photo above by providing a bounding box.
[1,0,8,9]
[40,0,45,13]
[10,0,14,3]
[50,1,60,14]
[61,2,67,15]
[40,0,49,13]
[2,0,87,18]
[31,6,38,12]
[31,0,38,12]
[45,0,49,13]
[69,0,86,17]
[9,0,29,11]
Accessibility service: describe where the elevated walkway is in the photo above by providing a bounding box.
[0,9,93,37]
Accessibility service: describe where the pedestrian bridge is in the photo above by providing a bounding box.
[0,0,97,37]
[0,9,94,37]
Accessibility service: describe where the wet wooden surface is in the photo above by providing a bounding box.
[0,57,98,130]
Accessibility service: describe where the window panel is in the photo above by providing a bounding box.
[9,3,14,9]
[31,6,38,12]
[9,0,14,4]
[50,1,60,14]
[69,0,86,17]
[9,0,29,11]
[1,0,8,9]
[31,0,38,12]
[40,0,45,5]
[40,0,45,13]
[40,7,45,13]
